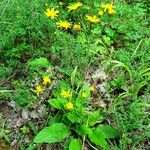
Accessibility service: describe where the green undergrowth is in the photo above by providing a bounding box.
[0,0,150,149]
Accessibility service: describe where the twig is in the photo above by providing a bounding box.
[82,136,86,150]
[0,70,17,86]
[0,90,16,93]
[87,140,100,150]
[82,118,89,150]
[132,39,143,57]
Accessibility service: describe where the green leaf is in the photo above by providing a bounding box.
[145,129,150,138]
[77,125,92,136]
[27,121,38,135]
[88,128,108,149]
[88,111,103,127]
[140,67,150,77]
[88,125,118,149]
[64,139,72,150]
[28,57,50,71]
[103,35,112,46]
[48,114,62,125]
[67,111,81,123]
[71,66,78,88]
[48,98,67,109]
[26,142,36,150]
[76,84,90,107]
[60,80,71,90]
[69,139,82,150]
[111,60,132,79]
[97,125,119,139]
[34,123,70,143]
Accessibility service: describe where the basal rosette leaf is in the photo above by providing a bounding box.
[48,98,67,109]
[34,123,70,143]
[69,139,82,150]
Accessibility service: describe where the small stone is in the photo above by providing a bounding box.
[99,100,106,108]
[7,101,16,108]
[93,99,106,108]
[15,118,24,127]
[97,83,106,94]
[38,105,48,117]
[24,135,30,145]
[92,68,108,81]
[11,139,18,146]
[22,109,29,120]
[29,110,39,119]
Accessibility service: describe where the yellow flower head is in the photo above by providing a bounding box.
[67,2,83,11]
[45,8,59,18]
[43,76,51,86]
[73,24,81,31]
[101,3,115,11]
[90,85,94,92]
[57,21,72,30]
[98,10,104,16]
[86,15,100,23]
[65,102,73,110]
[35,85,44,95]
[82,92,87,98]
[61,90,71,98]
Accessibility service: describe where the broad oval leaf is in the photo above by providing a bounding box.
[88,128,108,149]
[77,125,92,136]
[34,123,70,143]
[48,98,67,109]
[69,139,82,150]
[97,125,118,139]
[67,111,81,123]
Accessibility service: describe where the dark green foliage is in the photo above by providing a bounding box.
[0,0,150,149]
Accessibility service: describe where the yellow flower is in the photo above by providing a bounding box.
[61,90,71,98]
[57,21,72,30]
[73,24,81,31]
[45,8,59,18]
[67,2,83,11]
[43,76,51,86]
[65,102,73,110]
[101,3,115,15]
[82,92,87,98]
[86,15,100,23]
[98,10,104,16]
[101,3,115,11]
[35,85,44,95]
[90,86,94,92]
[108,9,115,15]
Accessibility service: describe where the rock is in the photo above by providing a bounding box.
[92,99,107,108]
[92,68,108,81]
[22,109,29,120]
[24,135,30,145]
[15,118,24,128]
[38,105,48,118]
[7,101,16,108]
[96,83,106,94]
[11,139,18,146]
[29,110,39,119]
